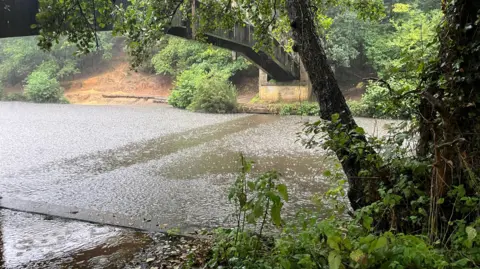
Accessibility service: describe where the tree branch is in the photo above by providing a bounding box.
[76,0,99,49]
[91,0,99,48]
[364,77,422,99]
[267,0,278,28]
[436,138,466,149]
[61,2,77,31]
[421,90,450,119]
[223,0,232,14]
[166,0,185,27]
[364,77,394,94]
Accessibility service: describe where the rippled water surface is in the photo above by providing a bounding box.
[0,102,395,267]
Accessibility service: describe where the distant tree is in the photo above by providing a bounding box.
[0,33,115,87]
[151,36,249,79]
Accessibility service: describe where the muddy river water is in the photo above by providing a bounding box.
[0,102,395,267]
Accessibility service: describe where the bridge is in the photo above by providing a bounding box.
[0,0,300,81]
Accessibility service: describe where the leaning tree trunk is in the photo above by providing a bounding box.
[285,0,385,210]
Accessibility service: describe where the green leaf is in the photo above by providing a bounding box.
[417,62,425,72]
[374,236,388,250]
[451,258,470,267]
[350,249,364,263]
[362,215,373,230]
[328,251,341,269]
[354,126,365,135]
[331,113,340,122]
[436,198,444,205]
[254,203,264,218]
[246,212,256,224]
[271,203,282,226]
[297,254,315,267]
[247,181,256,191]
[327,236,340,250]
[466,226,477,241]
[266,191,281,204]
[238,193,247,208]
[277,184,288,202]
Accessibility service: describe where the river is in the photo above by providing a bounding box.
[0,102,395,267]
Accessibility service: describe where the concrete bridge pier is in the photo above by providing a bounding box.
[258,63,312,102]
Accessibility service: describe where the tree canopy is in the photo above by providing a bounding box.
[35,0,384,68]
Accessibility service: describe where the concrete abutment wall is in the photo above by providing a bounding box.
[258,63,312,102]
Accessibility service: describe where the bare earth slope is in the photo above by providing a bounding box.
[63,61,173,105]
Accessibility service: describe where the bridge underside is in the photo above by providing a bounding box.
[167,27,298,81]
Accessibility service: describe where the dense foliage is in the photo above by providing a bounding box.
[324,12,369,68]
[276,102,320,116]
[168,67,238,113]
[158,37,248,112]
[168,67,209,109]
[348,80,417,119]
[152,37,250,79]
[0,33,114,102]
[167,65,239,113]
[188,76,237,113]
[23,64,65,103]
[339,2,442,119]
[209,121,479,268]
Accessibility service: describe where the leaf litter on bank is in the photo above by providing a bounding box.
[128,230,213,269]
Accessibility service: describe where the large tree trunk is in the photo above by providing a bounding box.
[419,0,480,238]
[285,0,384,210]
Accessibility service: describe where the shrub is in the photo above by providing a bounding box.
[168,67,208,109]
[37,60,60,78]
[24,70,63,103]
[169,66,237,113]
[297,102,320,116]
[279,104,296,115]
[0,83,4,99]
[209,155,480,269]
[188,76,237,113]
[58,96,70,104]
[361,82,392,118]
[2,92,27,101]
[347,79,418,119]
[275,103,320,116]
[347,99,370,117]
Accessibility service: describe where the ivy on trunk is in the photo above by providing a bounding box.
[419,0,480,238]
[285,0,386,210]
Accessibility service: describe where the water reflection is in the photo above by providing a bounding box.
[0,210,129,268]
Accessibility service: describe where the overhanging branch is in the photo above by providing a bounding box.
[421,90,450,119]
